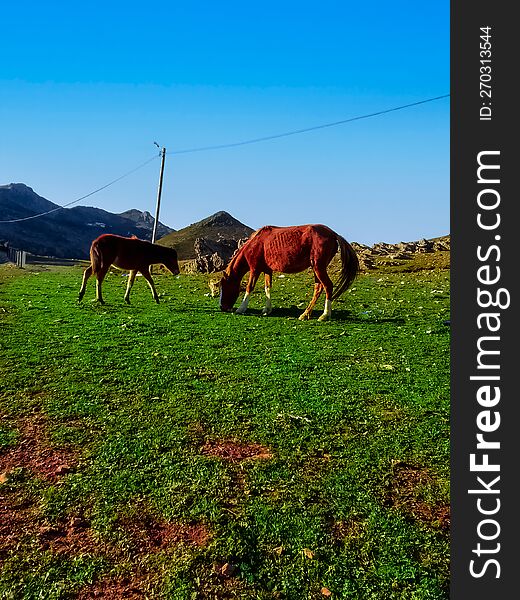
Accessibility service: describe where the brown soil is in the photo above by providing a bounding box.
[116,512,211,555]
[37,515,106,556]
[76,575,153,599]
[201,439,272,462]
[385,461,450,530]
[0,491,39,560]
[0,414,80,482]
[0,493,105,562]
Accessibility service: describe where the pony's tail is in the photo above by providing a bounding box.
[90,241,103,275]
[332,235,359,301]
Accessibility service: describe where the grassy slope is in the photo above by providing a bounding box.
[0,258,450,599]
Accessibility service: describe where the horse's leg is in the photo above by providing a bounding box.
[262,271,273,316]
[124,270,137,304]
[95,267,109,304]
[313,265,334,321]
[298,280,323,321]
[141,268,160,303]
[235,270,260,315]
[78,265,93,302]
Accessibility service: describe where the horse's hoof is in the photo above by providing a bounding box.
[298,313,310,321]
[261,309,272,316]
[318,314,330,322]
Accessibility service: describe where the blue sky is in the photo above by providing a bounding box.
[0,1,449,245]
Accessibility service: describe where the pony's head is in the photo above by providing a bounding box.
[165,248,180,276]
[219,271,241,312]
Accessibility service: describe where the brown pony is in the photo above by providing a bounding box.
[78,234,179,304]
[220,224,358,320]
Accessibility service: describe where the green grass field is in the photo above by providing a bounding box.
[0,261,450,599]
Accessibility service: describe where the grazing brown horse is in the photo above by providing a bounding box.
[78,234,179,304]
[220,224,359,321]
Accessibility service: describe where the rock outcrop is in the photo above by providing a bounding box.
[353,237,450,270]
[183,236,250,273]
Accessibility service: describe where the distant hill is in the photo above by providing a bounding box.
[0,183,174,259]
[119,209,173,239]
[158,211,254,260]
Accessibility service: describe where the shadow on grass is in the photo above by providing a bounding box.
[230,307,407,325]
[76,301,408,326]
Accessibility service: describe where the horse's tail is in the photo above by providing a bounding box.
[90,240,103,275]
[332,235,359,301]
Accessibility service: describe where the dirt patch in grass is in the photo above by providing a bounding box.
[0,491,40,560]
[331,517,367,543]
[201,439,272,462]
[190,561,259,600]
[0,414,80,482]
[0,495,108,562]
[76,575,153,599]
[385,461,450,530]
[117,511,211,556]
[38,515,104,556]
[75,515,212,598]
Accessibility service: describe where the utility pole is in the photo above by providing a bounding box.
[151,144,166,244]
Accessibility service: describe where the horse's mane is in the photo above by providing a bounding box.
[224,227,264,274]
[224,226,280,274]
[225,238,249,274]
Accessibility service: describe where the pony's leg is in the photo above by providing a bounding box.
[298,282,323,321]
[313,265,334,321]
[141,268,160,303]
[124,270,137,304]
[235,271,260,315]
[78,265,93,302]
[262,272,273,315]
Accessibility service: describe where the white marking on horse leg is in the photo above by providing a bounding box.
[235,292,250,314]
[124,270,137,304]
[262,284,272,315]
[318,298,332,321]
[96,279,105,304]
[78,266,92,302]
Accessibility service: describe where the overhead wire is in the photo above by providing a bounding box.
[169,94,450,155]
[0,153,160,224]
[1,94,449,224]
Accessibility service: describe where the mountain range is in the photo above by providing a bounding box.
[0,183,175,259]
[1,183,449,266]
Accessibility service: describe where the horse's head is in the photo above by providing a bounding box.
[165,248,180,276]
[219,272,240,312]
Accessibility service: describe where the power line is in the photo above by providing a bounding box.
[0,154,160,224]
[1,94,449,225]
[169,94,450,156]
